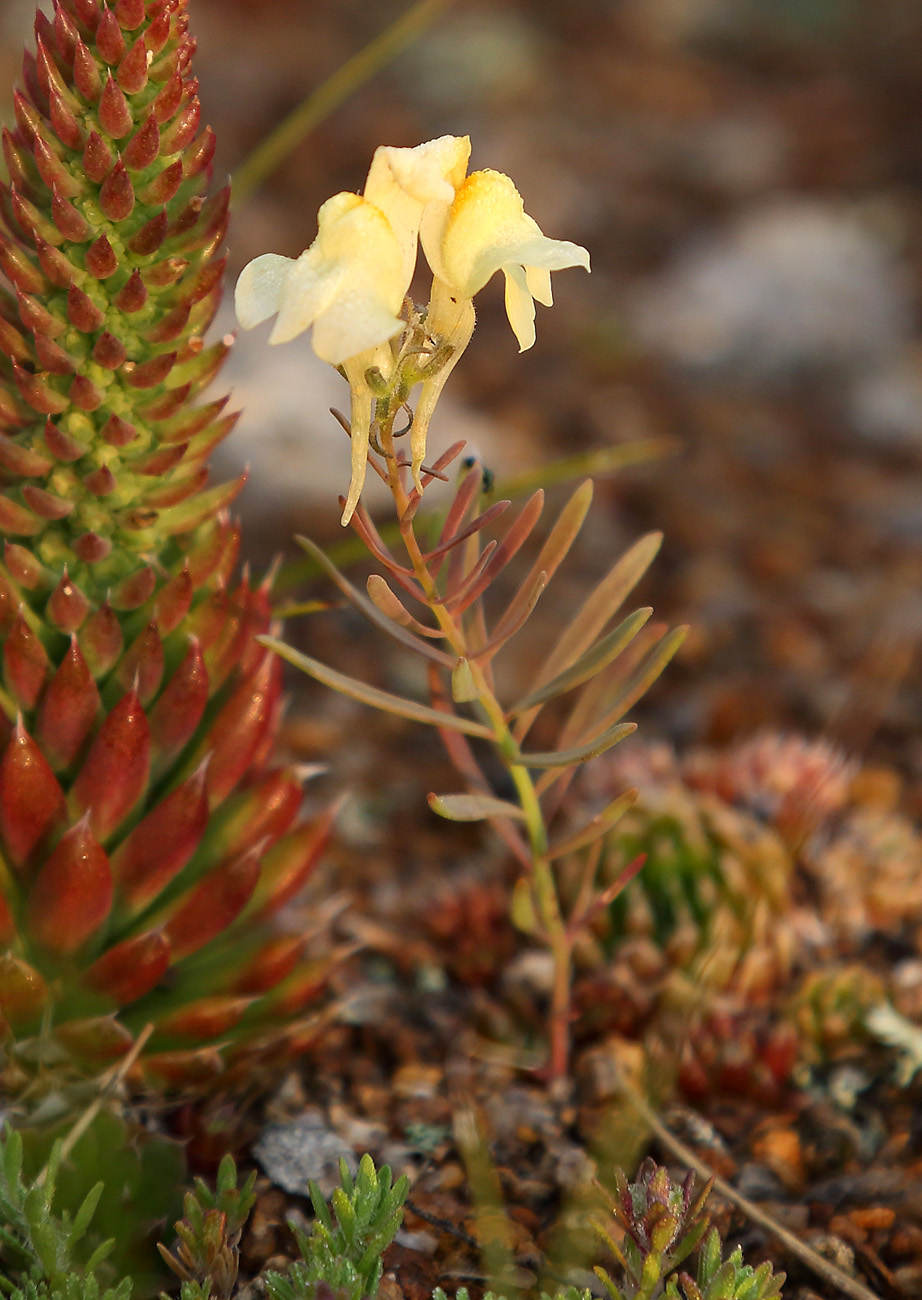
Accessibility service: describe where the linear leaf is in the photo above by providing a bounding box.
[472,572,548,662]
[528,531,662,690]
[520,720,636,769]
[260,637,494,738]
[428,793,529,822]
[443,540,498,611]
[366,574,444,637]
[296,536,453,666]
[509,606,652,713]
[424,500,510,562]
[502,478,593,623]
[446,490,545,615]
[545,789,636,860]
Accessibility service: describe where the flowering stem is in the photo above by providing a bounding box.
[378,416,580,1077]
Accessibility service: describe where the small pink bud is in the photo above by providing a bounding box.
[131,441,186,475]
[143,254,187,287]
[111,564,156,609]
[21,484,73,519]
[35,636,100,769]
[151,70,182,123]
[72,37,102,102]
[126,351,175,389]
[98,74,131,139]
[34,35,61,101]
[95,9,126,64]
[0,315,29,365]
[92,330,127,369]
[53,6,80,62]
[116,36,149,94]
[79,599,122,675]
[111,764,208,910]
[116,621,163,703]
[72,0,102,33]
[123,113,159,170]
[142,381,189,420]
[51,188,91,241]
[67,283,105,331]
[17,287,65,338]
[72,690,151,841]
[114,0,146,30]
[10,187,60,246]
[33,333,73,375]
[34,234,80,289]
[0,718,66,870]
[33,132,83,198]
[160,96,200,155]
[43,417,85,462]
[72,531,112,564]
[99,412,136,445]
[0,432,51,477]
[149,637,208,766]
[0,235,46,294]
[145,11,173,57]
[150,564,193,633]
[27,814,113,955]
[218,769,303,857]
[84,232,118,278]
[46,574,90,633]
[85,929,170,1005]
[113,267,148,311]
[143,301,190,345]
[83,464,116,496]
[138,158,183,205]
[4,542,49,589]
[167,195,202,238]
[82,129,113,183]
[12,361,69,415]
[0,493,42,536]
[48,84,82,150]
[99,157,135,219]
[183,126,217,178]
[3,615,50,709]
[69,373,105,410]
[163,843,262,962]
[196,649,279,806]
[127,210,167,256]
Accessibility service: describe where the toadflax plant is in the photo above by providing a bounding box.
[237,139,686,1078]
[0,0,334,1095]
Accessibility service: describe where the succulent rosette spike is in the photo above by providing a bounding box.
[0,0,331,1092]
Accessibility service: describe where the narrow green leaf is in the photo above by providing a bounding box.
[260,638,494,740]
[70,1180,104,1244]
[545,789,637,859]
[429,793,528,822]
[509,607,652,713]
[526,532,662,696]
[520,720,636,769]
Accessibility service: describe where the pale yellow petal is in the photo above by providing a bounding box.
[525,265,553,307]
[234,253,296,330]
[269,249,342,345]
[502,264,537,352]
[311,294,405,366]
[364,136,471,284]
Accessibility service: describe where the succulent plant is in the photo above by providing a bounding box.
[0,0,332,1094]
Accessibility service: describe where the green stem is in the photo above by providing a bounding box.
[232,0,450,206]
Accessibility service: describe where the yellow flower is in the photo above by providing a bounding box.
[421,168,591,353]
[408,169,590,486]
[235,191,409,524]
[363,135,471,284]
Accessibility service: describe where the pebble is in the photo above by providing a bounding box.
[253,1109,357,1196]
